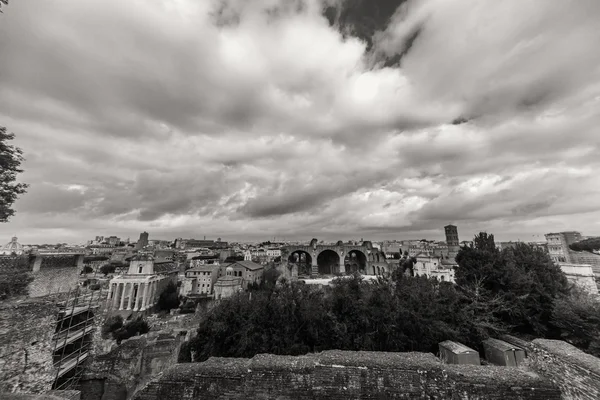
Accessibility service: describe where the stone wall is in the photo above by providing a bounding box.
[0,297,59,394]
[502,335,600,400]
[133,350,561,400]
[80,331,183,400]
[28,266,79,298]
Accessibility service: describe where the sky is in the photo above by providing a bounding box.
[1,0,600,245]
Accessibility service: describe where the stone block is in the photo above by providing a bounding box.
[438,340,481,365]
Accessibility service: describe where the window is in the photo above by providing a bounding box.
[138,266,143,273]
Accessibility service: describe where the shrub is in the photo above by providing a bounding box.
[81,266,94,274]
[100,264,116,276]
[157,282,180,311]
[102,315,124,338]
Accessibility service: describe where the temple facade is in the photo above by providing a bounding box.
[106,253,177,315]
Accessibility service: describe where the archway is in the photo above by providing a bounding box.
[317,250,340,275]
[344,250,367,274]
[288,250,312,277]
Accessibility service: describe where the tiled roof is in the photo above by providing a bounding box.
[228,260,264,271]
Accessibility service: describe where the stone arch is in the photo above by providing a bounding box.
[288,250,312,277]
[344,250,367,274]
[317,249,340,275]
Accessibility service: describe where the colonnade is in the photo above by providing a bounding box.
[107,280,159,311]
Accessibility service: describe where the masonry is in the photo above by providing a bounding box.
[502,335,600,400]
[133,350,561,400]
[28,255,81,297]
[0,296,59,394]
[80,331,184,400]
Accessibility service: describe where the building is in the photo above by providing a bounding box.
[180,265,219,297]
[106,253,177,314]
[135,231,149,250]
[445,225,460,260]
[414,253,456,283]
[559,263,598,295]
[213,266,243,300]
[1,236,24,255]
[106,236,120,246]
[545,232,583,263]
[216,260,265,290]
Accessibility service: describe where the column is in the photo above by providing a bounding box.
[148,282,156,307]
[112,283,121,308]
[119,283,127,310]
[134,284,142,311]
[141,282,150,310]
[107,283,114,307]
[127,284,134,310]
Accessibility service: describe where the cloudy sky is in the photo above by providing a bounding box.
[1,0,600,244]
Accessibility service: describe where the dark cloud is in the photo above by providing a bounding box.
[1,0,600,243]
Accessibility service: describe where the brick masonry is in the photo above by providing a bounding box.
[79,331,183,400]
[502,335,600,400]
[132,350,561,400]
[0,297,59,394]
[28,266,79,298]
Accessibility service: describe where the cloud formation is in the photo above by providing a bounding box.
[1,0,600,244]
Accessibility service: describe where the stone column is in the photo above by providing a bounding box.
[112,283,121,308]
[119,283,127,310]
[107,283,114,307]
[134,284,143,311]
[127,284,134,310]
[141,283,150,310]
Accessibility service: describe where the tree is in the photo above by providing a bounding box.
[81,266,94,274]
[0,256,33,299]
[0,127,28,222]
[157,282,180,311]
[100,264,116,276]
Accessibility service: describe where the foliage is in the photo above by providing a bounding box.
[102,315,124,338]
[112,317,150,344]
[157,281,180,311]
[180,300,197,314]
[551,287,600,357]
[456,237,569,336]
[0,256,33,299]
[0,127,28,222]
[224,255,244,262]
[100,264,116,276]
[183,273,505,363]
[81,266,94,274]
[569,237,600,253]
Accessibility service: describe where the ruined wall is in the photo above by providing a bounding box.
[80,332,182,400]
[133,350,561,400]
[502,335,600,400]
[28,266,79,297]
[0,297,58,394]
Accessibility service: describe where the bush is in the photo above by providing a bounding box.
[81,266,94,274]
[180,300,197,314]
[102,315,124,338]
[157,282,180,311]
[100,264,116,276]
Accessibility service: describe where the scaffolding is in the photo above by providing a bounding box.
[51,286,104,392]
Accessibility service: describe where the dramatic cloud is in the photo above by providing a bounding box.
[1,0,600,244]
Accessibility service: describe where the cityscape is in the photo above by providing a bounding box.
[1,0,600,400]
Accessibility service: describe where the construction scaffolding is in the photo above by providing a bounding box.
[51,286,104,392]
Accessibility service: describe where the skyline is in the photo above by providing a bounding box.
[2,0,600,243]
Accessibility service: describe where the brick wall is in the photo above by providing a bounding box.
[80,332,182,400]
[0,297,59,394]
[28,266,79,297]
[502,335,600,400]
[133,350,561,400]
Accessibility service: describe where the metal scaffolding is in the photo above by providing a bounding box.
[51,286,103,391]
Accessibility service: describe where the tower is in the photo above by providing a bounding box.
[135,231,149,250]
[444,225,460,260]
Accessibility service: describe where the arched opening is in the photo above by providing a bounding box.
[344,250,367,274]
[288,250,312,277]
[377,266,381,275]
[372,266,376,275]
[317,250,340,275]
